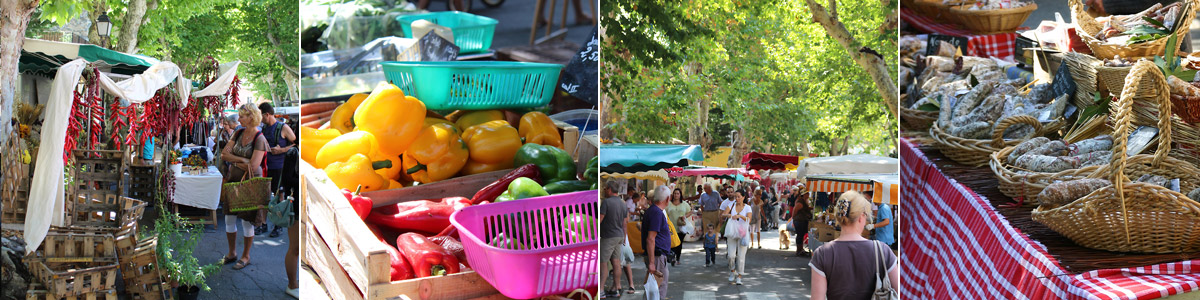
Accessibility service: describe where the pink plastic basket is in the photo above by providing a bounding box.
[450,190,599,299]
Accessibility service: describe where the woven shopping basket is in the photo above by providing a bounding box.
[900,106,939,131]
[946,2,1038,34]
[223,175,272,213]
[1032,61,1200,253]
[1071,0,1197,59]
[929,115,1061,167]
[989,146,1106,204]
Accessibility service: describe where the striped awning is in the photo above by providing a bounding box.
[807,177,874,193]
[601,170,669,182]
[874,180,899,206]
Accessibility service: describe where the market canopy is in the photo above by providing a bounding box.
[741,151,800,170]
[665,166,740,177]
[599,144,704,173]
[601,170,669,182]
[804,154,898,176]
[20,39,158,76]
[806,173,899,206]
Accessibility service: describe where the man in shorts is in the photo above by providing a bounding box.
[599,180,628,298]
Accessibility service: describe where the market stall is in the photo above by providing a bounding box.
[1,41,245,299]
[297,7,601,298]
[598,143,705,254]
[740,151,800,170]
[900,0,1200,295]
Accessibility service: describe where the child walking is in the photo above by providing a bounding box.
[703,224,718,267]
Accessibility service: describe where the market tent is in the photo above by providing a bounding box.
[806,173,899,206]
[873,176,899,206]
[599,144,704,173]
[666,166,739,177]
[601,170,669,182]
[741,151,800,170]
[803,154,898,176]
[20,39,158,76]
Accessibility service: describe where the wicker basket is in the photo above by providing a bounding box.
[1032,61,1200,253]
[1061,52,1102,109]
[946,3,1038,35]
[909,0,950,19]
[1071,0,1196,59]
[989,144,1106,203]
[901,106,939,131]
[929,115,1060,167]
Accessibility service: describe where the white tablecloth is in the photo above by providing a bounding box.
[172,166,223,210]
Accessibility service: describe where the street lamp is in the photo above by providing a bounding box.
[96,12,111,47]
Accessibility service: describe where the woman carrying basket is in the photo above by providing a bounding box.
[221,103,270,270]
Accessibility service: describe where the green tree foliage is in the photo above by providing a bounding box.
[601,0,897,157]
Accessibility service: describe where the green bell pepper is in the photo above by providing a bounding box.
[583,157,598,184]
[498,177,548,202]
[544,180,593,194]
[513,143,577,183]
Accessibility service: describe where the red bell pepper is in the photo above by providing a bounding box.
[366,197,471,234]
[470,164,541,205]
[343,185,373,220]
[365,223,415,281]
[429,226,468,268]
[396,233,460,277]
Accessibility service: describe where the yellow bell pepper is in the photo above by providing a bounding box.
[402,123,468,183]
[425,118,457,132]
[372,153,403,181]
[460,120,521,175]
[387,179,404,190]
[452,110,506,131]
[325,153,392,192]
[331,94,368,134]
[353,84,426,156]
[518,111,562,149]
[301,127,342,165]
[314,131,380,169]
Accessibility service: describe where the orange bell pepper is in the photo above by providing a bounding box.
[402,123,468,183]
[300,127,341,165]
[459,120,521,175]
[518,111,562,149]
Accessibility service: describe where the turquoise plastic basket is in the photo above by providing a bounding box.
[380,61,564,110]
[397,12,498,53]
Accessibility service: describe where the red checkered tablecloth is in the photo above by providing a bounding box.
[900,138,1200,299]
[901,7,1019,61]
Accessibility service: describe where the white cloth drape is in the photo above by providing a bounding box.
[24,58,240,255]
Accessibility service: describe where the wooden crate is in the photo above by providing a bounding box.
[1,162,31,223]
[301,161,504,300]
[127,166,157,202]
[119,237,169,300]
[65,194,146,229]
[25,230,117,264]
[26,259,120,298]
[25,283,117,300]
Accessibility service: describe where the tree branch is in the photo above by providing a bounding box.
[804,0,898,116]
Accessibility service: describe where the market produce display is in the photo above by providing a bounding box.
[299,79,598,298]
[1092,2,1185,45]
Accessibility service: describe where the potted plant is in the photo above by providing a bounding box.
[151,200,221,300]
[168,149,183,174]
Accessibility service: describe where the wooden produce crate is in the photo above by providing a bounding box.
[1,161,31,223]
[119,237,170,300]
[65,194,146,229]
[25,259,120,298]
[25,283,117,300]
[25,230,117,264]
[127,165,157,203]
[301,161,505,300]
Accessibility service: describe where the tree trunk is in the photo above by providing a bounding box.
[803,0,898,117]
[0,0,39,147]
[689,95,710,149]
[281,71,299,104]
[87,0,105,45]
[115,0,150,53]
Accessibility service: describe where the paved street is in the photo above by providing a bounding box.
[607,225,814,300]
[143,205,297,300]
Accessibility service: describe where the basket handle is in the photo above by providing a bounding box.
[989,115,1044,148]
[1108,60,1174,243]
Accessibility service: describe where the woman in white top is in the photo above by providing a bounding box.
[721,190,753,285]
